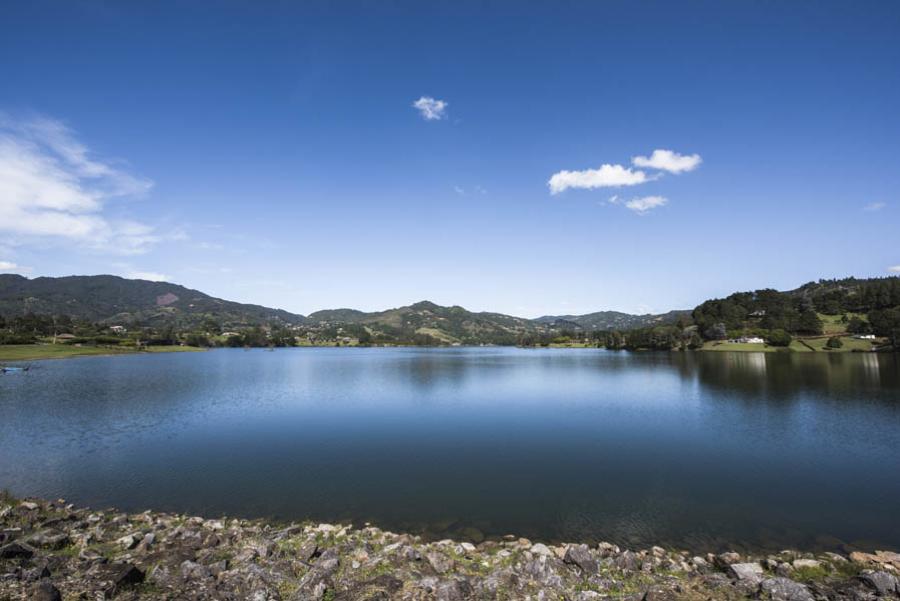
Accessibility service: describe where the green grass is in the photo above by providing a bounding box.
[791,336,874,352]
[702,342,779,352]
[0,344,205,362]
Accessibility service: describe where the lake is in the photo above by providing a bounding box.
[1,347,898,552]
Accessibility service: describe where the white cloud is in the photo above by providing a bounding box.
[412,96,448,121]
[888,265,900,273]
[548,164,653,194]
[453,186,466,196]
[126,270,169,282]
[0,260,32,274]
[632,149,702,174]
[0,115,156,254]
[624,195,668,214]
[864,202,886,211]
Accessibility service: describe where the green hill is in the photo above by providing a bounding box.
[0,274,306,330]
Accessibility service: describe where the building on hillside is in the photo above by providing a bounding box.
[854,334,876,340]
[109,325,127,334]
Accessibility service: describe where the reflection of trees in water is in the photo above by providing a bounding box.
[674,352,900,403]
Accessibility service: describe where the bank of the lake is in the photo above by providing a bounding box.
[2,495,899,601]
[0,344,205,362]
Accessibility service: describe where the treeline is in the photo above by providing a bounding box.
[520,277,900,351]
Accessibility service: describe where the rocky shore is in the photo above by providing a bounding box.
[1,495,898,601]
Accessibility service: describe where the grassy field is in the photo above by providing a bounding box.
[702,341,780,352]
[790,336,875,352]
[0,344,205,362]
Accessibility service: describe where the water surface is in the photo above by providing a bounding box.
[1,347,898,552]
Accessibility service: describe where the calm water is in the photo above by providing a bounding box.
[2,348,899,552]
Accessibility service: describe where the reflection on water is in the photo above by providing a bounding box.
[1,348,898,552]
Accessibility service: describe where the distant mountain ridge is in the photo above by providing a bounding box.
[0,275,684,342]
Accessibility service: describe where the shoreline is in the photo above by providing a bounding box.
[1,343,889,363]
[1,496,898,600]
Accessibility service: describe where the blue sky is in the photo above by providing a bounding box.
[1,1,898,317]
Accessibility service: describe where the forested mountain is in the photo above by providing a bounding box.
[309,301,540,345]
[0,274,306,330]
[2,274,897,349]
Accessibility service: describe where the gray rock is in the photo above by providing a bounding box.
[180,560,212,580]
[31,581,62,601]
[26,529,69,550]
[426,551,453,574]
[857,571,899,596]
[792,558,821,570]
[715,551,742,566]
[564,544,599,575]
[760,577,815,601]
[0,541,34,559]
[728,562,764,582]
[530,542,553,557]
[615,550,640,571]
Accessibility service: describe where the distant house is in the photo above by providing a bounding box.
[55,333,76,341]
[855,334,876,340]
[728,336,765,344]
[109,325,127,334]
[222,332,240,337]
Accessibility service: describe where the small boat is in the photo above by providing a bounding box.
[1,365,30,373]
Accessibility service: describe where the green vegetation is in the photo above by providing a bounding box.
[2,273,899,353]
[0,344,203,362]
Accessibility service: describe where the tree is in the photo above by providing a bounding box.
[846,316,872,335]
[704,322,728,341]
[869,307,900,347]
[825,336,843,349]
[796,310,823,335]
[766,329,792,347]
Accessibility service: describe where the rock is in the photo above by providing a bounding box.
[851,551,881,564]
[460,527,485,544]
[776,562,795,577]
[426,551,453,574]
[564,544,598,575]
[108,562,145,589]
[728,562,764,582]
[116,533,140,550]
[31,581,62,601]
[857,571,899,596]
[19,501,39,511]
[615,550,640,571]
[180,560,212,580]
[792,558,822,570]
[436,578,471,601]
[715,551,742,567]
[0,541,35,559]
[760,577,815,601]
[25,529,69,550]
[530,543,553,557]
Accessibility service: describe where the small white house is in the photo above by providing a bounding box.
[109,325,127,334]
[728,336,765,344]
[855,334,876,340]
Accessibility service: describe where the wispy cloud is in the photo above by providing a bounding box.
[548,164,653,194]
[624,195,668,214]
[632,149,702,174]
[0,260,21,272]
[888,265,900,273]
[864,202,886,212]
[0,114,157,254]
[412,96,448,121]
[126,270,169,282]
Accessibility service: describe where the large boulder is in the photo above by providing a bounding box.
[0,541,35,559]
[564,544,599,575]
[857,571,899,596]
[728,562,764,583]
[760,577,815,601]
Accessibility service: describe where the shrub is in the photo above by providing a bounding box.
[766,329,792,347]
[825,336,843,349]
